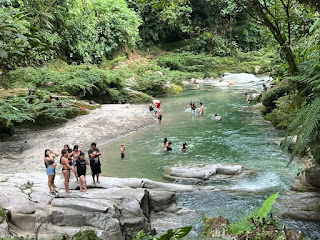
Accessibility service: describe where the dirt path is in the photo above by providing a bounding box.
[0,104,156,174]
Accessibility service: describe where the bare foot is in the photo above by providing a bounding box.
[93,181,96,185]
[97,180,100,184]
[66,190,72,193]
[85,191,88,194]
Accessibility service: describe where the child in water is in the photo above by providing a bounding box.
[180,142,189,151]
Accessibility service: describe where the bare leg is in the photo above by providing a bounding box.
[80,175,87,193]
[63,170,71,193]
[52,175,56,192]
[48,175,53,193]
[92,174,96,184]
[96,174,100,184]
[79,175,83,192]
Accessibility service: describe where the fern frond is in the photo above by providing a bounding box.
[228,193,279,235]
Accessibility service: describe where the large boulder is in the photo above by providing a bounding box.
[277,191,320,222]
[305,165,320,188]
[0,173,207,239]
[220,73,260,84]
[163,164,248,183]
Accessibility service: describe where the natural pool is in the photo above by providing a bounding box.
[100,78,320,239]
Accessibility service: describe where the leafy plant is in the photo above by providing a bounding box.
[134,226,192,240]
[228,192,279,235]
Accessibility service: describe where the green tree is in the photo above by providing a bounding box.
[234,0,314,75]
[127,0,192,44]
[61,0,142,63]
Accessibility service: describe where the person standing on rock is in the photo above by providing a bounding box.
[44,149,59,195]
[75,151,89,193]
[88,142,102,185]
[68,145,80,182]
[61,149,76,193]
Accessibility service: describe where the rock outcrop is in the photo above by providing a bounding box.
[163,164,255,183]
[277,191,320,222]
[0,173,205,240]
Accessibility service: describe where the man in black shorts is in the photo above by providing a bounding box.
[88,142,102,185]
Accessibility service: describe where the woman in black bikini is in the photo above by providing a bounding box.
[68,145,80,182]
[61,149,77,193]
[75,151,89,193]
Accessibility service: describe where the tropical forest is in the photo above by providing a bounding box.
[0,0,320,239]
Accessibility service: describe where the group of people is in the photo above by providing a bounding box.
[161,138,191,152]
[44,142,102,195]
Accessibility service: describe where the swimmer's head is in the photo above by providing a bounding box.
[215,114,217,116]
[245,93,248,95]
[91,142,97,150]
[73,145,79,151]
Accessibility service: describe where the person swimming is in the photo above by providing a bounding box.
[181,142,189,151]
[161,138,169,150]
[167,142,173,152]
[214,114,222,121]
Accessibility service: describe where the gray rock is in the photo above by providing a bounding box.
[0,221,10,238]
[163,164,244,183]
[305,165,320,188]
[149,191,177,212]
[277,191,320,222]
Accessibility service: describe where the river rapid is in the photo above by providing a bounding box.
[99,74,320,239]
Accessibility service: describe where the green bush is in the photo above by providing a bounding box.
[5,63,129,103]
[72,229,99,240]
[262,82,291,110]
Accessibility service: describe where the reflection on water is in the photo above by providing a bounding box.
[99,83,319,239]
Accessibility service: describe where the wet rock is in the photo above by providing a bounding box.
[291,174,320,192]
[220,73,260,83]
[277,191,320,222]
[163,164,247,182]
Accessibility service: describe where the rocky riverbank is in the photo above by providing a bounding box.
[0,104,156,174]
[0,173,217,239]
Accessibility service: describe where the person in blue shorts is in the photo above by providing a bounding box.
[44,149,59,195]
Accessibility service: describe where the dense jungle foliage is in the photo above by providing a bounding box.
[0,1,320,163]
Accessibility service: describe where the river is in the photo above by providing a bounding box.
[99,75,320,239]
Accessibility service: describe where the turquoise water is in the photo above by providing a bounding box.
[100,86,297,191]
[99,83,320,239]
